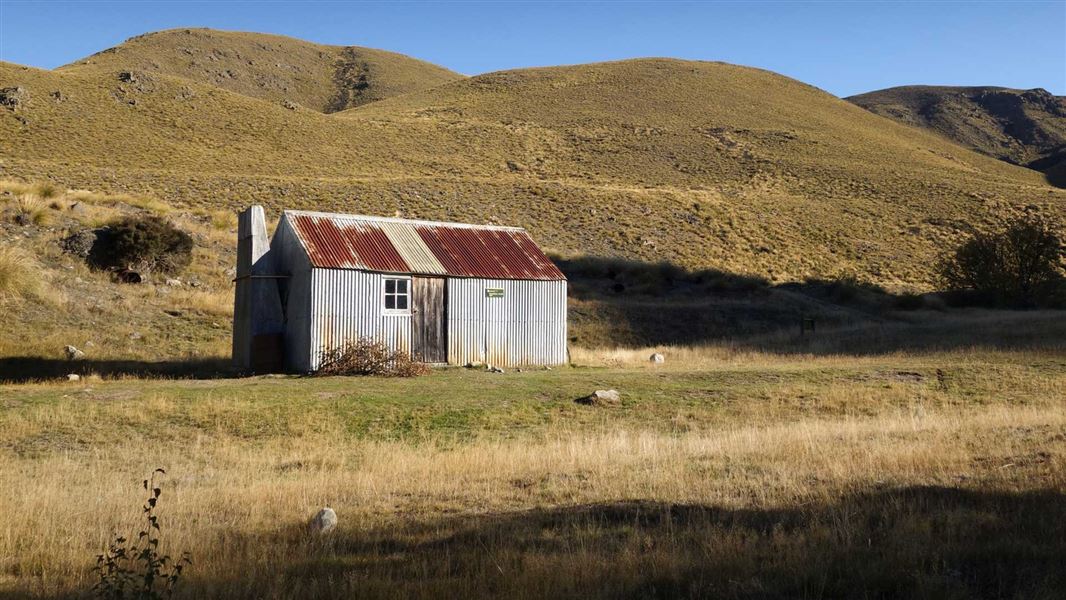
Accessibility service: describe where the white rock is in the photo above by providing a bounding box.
[650,353,665,364]
[577,389,620,406]
[310,507,337,534]
[64,345,85,360]
[66,374,80,382]
[165,278,182,287]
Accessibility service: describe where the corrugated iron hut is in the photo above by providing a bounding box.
[233,206,568,372]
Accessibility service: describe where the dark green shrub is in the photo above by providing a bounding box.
[938,215,1064,308]
[90,216,193,275]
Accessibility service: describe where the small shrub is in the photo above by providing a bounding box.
[91,216,194,275]
[317,338,430,377]
[938,215,1065,308]
[92,469,191,600]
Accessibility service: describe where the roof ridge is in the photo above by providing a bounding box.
[282,209,528,232]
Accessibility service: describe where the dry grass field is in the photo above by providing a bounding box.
[4,29,1064,286]
[1,327,1065,598]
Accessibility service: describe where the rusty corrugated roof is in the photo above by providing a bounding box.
[285,211,565,281]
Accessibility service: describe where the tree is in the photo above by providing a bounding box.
[938,215,1064,307]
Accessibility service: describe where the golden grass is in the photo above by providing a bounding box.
[59,28,463,113]
[0,352,1063,597]
[169,288,233,317]
[0,246,61,305]
[4,48,1062,287]
[65,188,172,214]
[10,194,53,226]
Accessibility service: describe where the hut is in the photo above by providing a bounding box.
[233,206,568,372]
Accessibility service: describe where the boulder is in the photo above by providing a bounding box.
[0,86,28,111]
[114,269,142,284]
[310,507,337,534]
[576,389,620,406]
[650,353,665,364]
[66,374,80,382]
[64,345,85,360]
[165,278,183,287]
[59,229,97,258]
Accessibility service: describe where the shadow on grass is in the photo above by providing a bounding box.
[0,356,234,383]
[558,255,1066,355]
[15,485,1051,599]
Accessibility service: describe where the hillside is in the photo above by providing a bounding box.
[59,28,464,112]
[3,52,1061,290]
[849,85,1066,186]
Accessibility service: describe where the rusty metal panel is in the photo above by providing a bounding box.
[290,214,410,273]
[285,210,565,281]
[416,226,565,281]
[309,268,411,371]
[446,278,567,366]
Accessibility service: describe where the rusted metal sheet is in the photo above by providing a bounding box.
[416,226,565,281]
[291,214,410,273]
[285,210,564,281]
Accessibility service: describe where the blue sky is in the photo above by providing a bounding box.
[0,1,1062,97]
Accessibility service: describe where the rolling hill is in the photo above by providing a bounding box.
[849,85,1066,186]
[3,46,1060,288]
[58,28,464,112]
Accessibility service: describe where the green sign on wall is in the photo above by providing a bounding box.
[485,287,504,298]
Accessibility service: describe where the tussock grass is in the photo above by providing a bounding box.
[0,246,60,305]
[11,194,53,225]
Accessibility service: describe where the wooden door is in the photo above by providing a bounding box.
[412,277,446,363]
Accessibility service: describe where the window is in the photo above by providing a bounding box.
[383,277,410,313]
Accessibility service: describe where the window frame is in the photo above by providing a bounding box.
[382,276,412,316]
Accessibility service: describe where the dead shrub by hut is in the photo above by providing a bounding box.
[316,338,429,377]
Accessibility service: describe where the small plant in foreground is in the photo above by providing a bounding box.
[92,468,191,600]
[317,338,430,377]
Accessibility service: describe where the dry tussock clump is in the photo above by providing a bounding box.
[0,246,60,305]
[12,195,53,226]
[317,338,430,377]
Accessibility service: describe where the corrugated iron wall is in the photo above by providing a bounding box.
[309,269,412,371]
[271,215,314,372]
[447,278,567,366]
